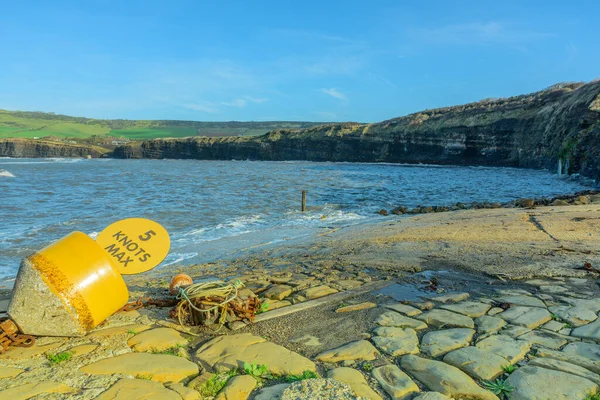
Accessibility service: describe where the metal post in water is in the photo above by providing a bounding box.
[301,190,307,212]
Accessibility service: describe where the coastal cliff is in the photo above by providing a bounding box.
[114,80,600,180]
[0,139,107,158]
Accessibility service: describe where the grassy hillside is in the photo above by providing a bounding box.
[0,109,324,140]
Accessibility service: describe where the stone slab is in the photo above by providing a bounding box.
[384,303,422,317]
[196,333,315,375]
[443,346,508,380]
[327,367,383,400]
[498,306,551,329]
[372,328,419,356]
[506,365,598,400]
[400,355,498,400]
[440,301,491,317]
[421,328,474,357]
[475,335,531,363]
[315,340,379,362]
[375,311,427,330]
[80,353,199,382]
[127,328,188,352]
[95,378,181,400]
[415,310,474,329]
[372,365,420,400]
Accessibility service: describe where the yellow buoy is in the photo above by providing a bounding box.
[8,218,171,337]
[8,232,129,337]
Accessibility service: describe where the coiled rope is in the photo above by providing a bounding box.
[175,280,244,327]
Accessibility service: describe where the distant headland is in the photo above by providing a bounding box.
[1,80,599,180]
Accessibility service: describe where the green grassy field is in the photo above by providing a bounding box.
[0,109,324,140]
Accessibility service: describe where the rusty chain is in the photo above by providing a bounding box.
[0,318,35,354]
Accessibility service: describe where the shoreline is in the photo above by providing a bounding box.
[1,203,600,398]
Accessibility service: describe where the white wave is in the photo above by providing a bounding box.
[0,169,15,177]
[162,252,198,266]
[88,231,99,239]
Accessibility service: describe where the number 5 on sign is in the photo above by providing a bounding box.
[95,218,170,274]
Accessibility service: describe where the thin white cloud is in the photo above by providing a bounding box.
[222,98,247,107]
[182,102,218,113]
[321,88,347,100]
[414,22,554,45]
[222,96,269,107]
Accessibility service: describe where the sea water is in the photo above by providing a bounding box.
[0,158,594,279]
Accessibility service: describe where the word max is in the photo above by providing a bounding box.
[104,230,154,267]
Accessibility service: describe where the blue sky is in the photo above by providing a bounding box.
[1,1,598,122]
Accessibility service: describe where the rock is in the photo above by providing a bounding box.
[413,393,452,400]
[215,375,257,400]
[498,306,551,329]
[327,367,383,400]
[576,195,591,204]
[415,310,474,329]
[571,318,600,340]
[315,340,379,362]
[536,347,600,375]
[443,346,509,380]
[487,307,504,316]
[540,285,568,294]
[557,296,600,312]
[475,316,507,334]
[95,378,181,400]
[430,292,469,303]
[80,353,199,382]
[375,311,428,330]
[516,198,535,208]
[506,365,598,400]
[391,206,408,215]
[440,301,491,317]
[499,324,531,338]
[165,382,201,400]
[0,381,77,399]
[562,342,600,361]
[196,334,315,375]
[372,328,419,356]
[372,365,420,399]
[263,285,294,300]
[475,335,531,363]
[528,357,600,385]
[300,285,338,300]
[0,341,62,360]
[87,323,152,337]
[400,355,498,400]
[421,328,474,357]
[246,280,271,294]
[549,305,598,327]
[281,379,357,400]
[377,209,389,216]
[409,301,435,311]
[495,295,546,308]
[541,320,568,332]
[384,303,422,317]
[336,302,377,313]
[228,321,248,331]
[254,383,291,400]
[517,330,568,349]
[551,199,570,206]
[0,366,23,378]
[332,280,363,290]
[127,328,188,352]
[263,299,292,311]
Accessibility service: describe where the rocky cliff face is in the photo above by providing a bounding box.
[0,139,107,158]
[113,81,600,180]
